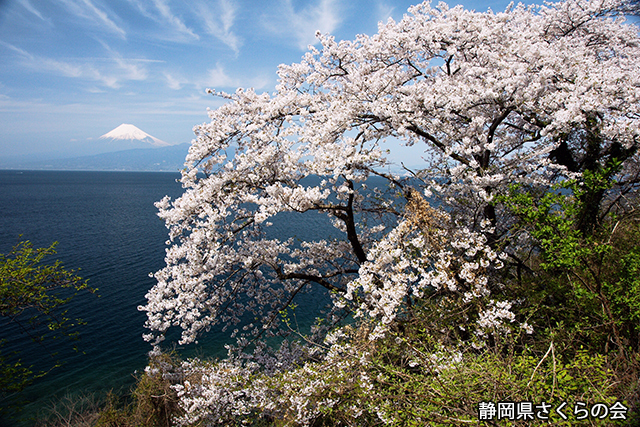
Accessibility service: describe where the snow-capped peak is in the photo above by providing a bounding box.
[99,124,170,147]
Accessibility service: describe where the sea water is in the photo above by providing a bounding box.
[0,171,184,425]
[0,170,359,425]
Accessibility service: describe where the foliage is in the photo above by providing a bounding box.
[499,181,640,355]
[34,355,183,427]
[132,353,183,427]
[0,240,94,413]
[129,312,638,426]
[34,392,103,427]
[359,337,636,426]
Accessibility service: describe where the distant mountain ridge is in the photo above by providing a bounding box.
[11,143,191,172]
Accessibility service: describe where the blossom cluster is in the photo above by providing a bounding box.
[344,202,517,343]
[166,330,373,426]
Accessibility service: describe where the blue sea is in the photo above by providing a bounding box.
[0,170,347,426]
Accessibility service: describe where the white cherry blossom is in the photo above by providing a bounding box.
[138,0,640,421]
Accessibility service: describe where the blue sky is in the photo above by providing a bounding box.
[0,0,518,165]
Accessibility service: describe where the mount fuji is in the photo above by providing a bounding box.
[99,124,171,148]
[5,124,189,171]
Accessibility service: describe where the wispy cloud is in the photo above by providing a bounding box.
[195,0,241,54]
[201,64,270,91]
[128,0,199,42]
[263,0,342,50]
[376,1,396,24]
[152,0,199,40]
[59,0,126,39]
[164,72,189,90]
[0,41,31,57]
[0,40,155,89]
[205,63,237,88]
[44,57,120,88]
[86,87,107,93]
[0,40,101,83]
[17,0,48,22]
[97,40,149,81]
[165,64,270,92]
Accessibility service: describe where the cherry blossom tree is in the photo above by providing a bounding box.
[140,0,640,358]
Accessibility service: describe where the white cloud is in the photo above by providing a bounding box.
[0,40,153,89]
[195,0,241,54]
[204,63,237,88]
[0,40,33,58]
[152,0,199,40]
[55,60,121,88]
[128,0,199,42]
[17,0,48,21]
[97,40,149,81]
[59,0,126,39]
[0,94,61,114]
[164,72,189,90]
[201,64,270,91]
[376,1,396,24]
[114,58,148,81]
[0,40,115,87]
[263,0,342,50]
